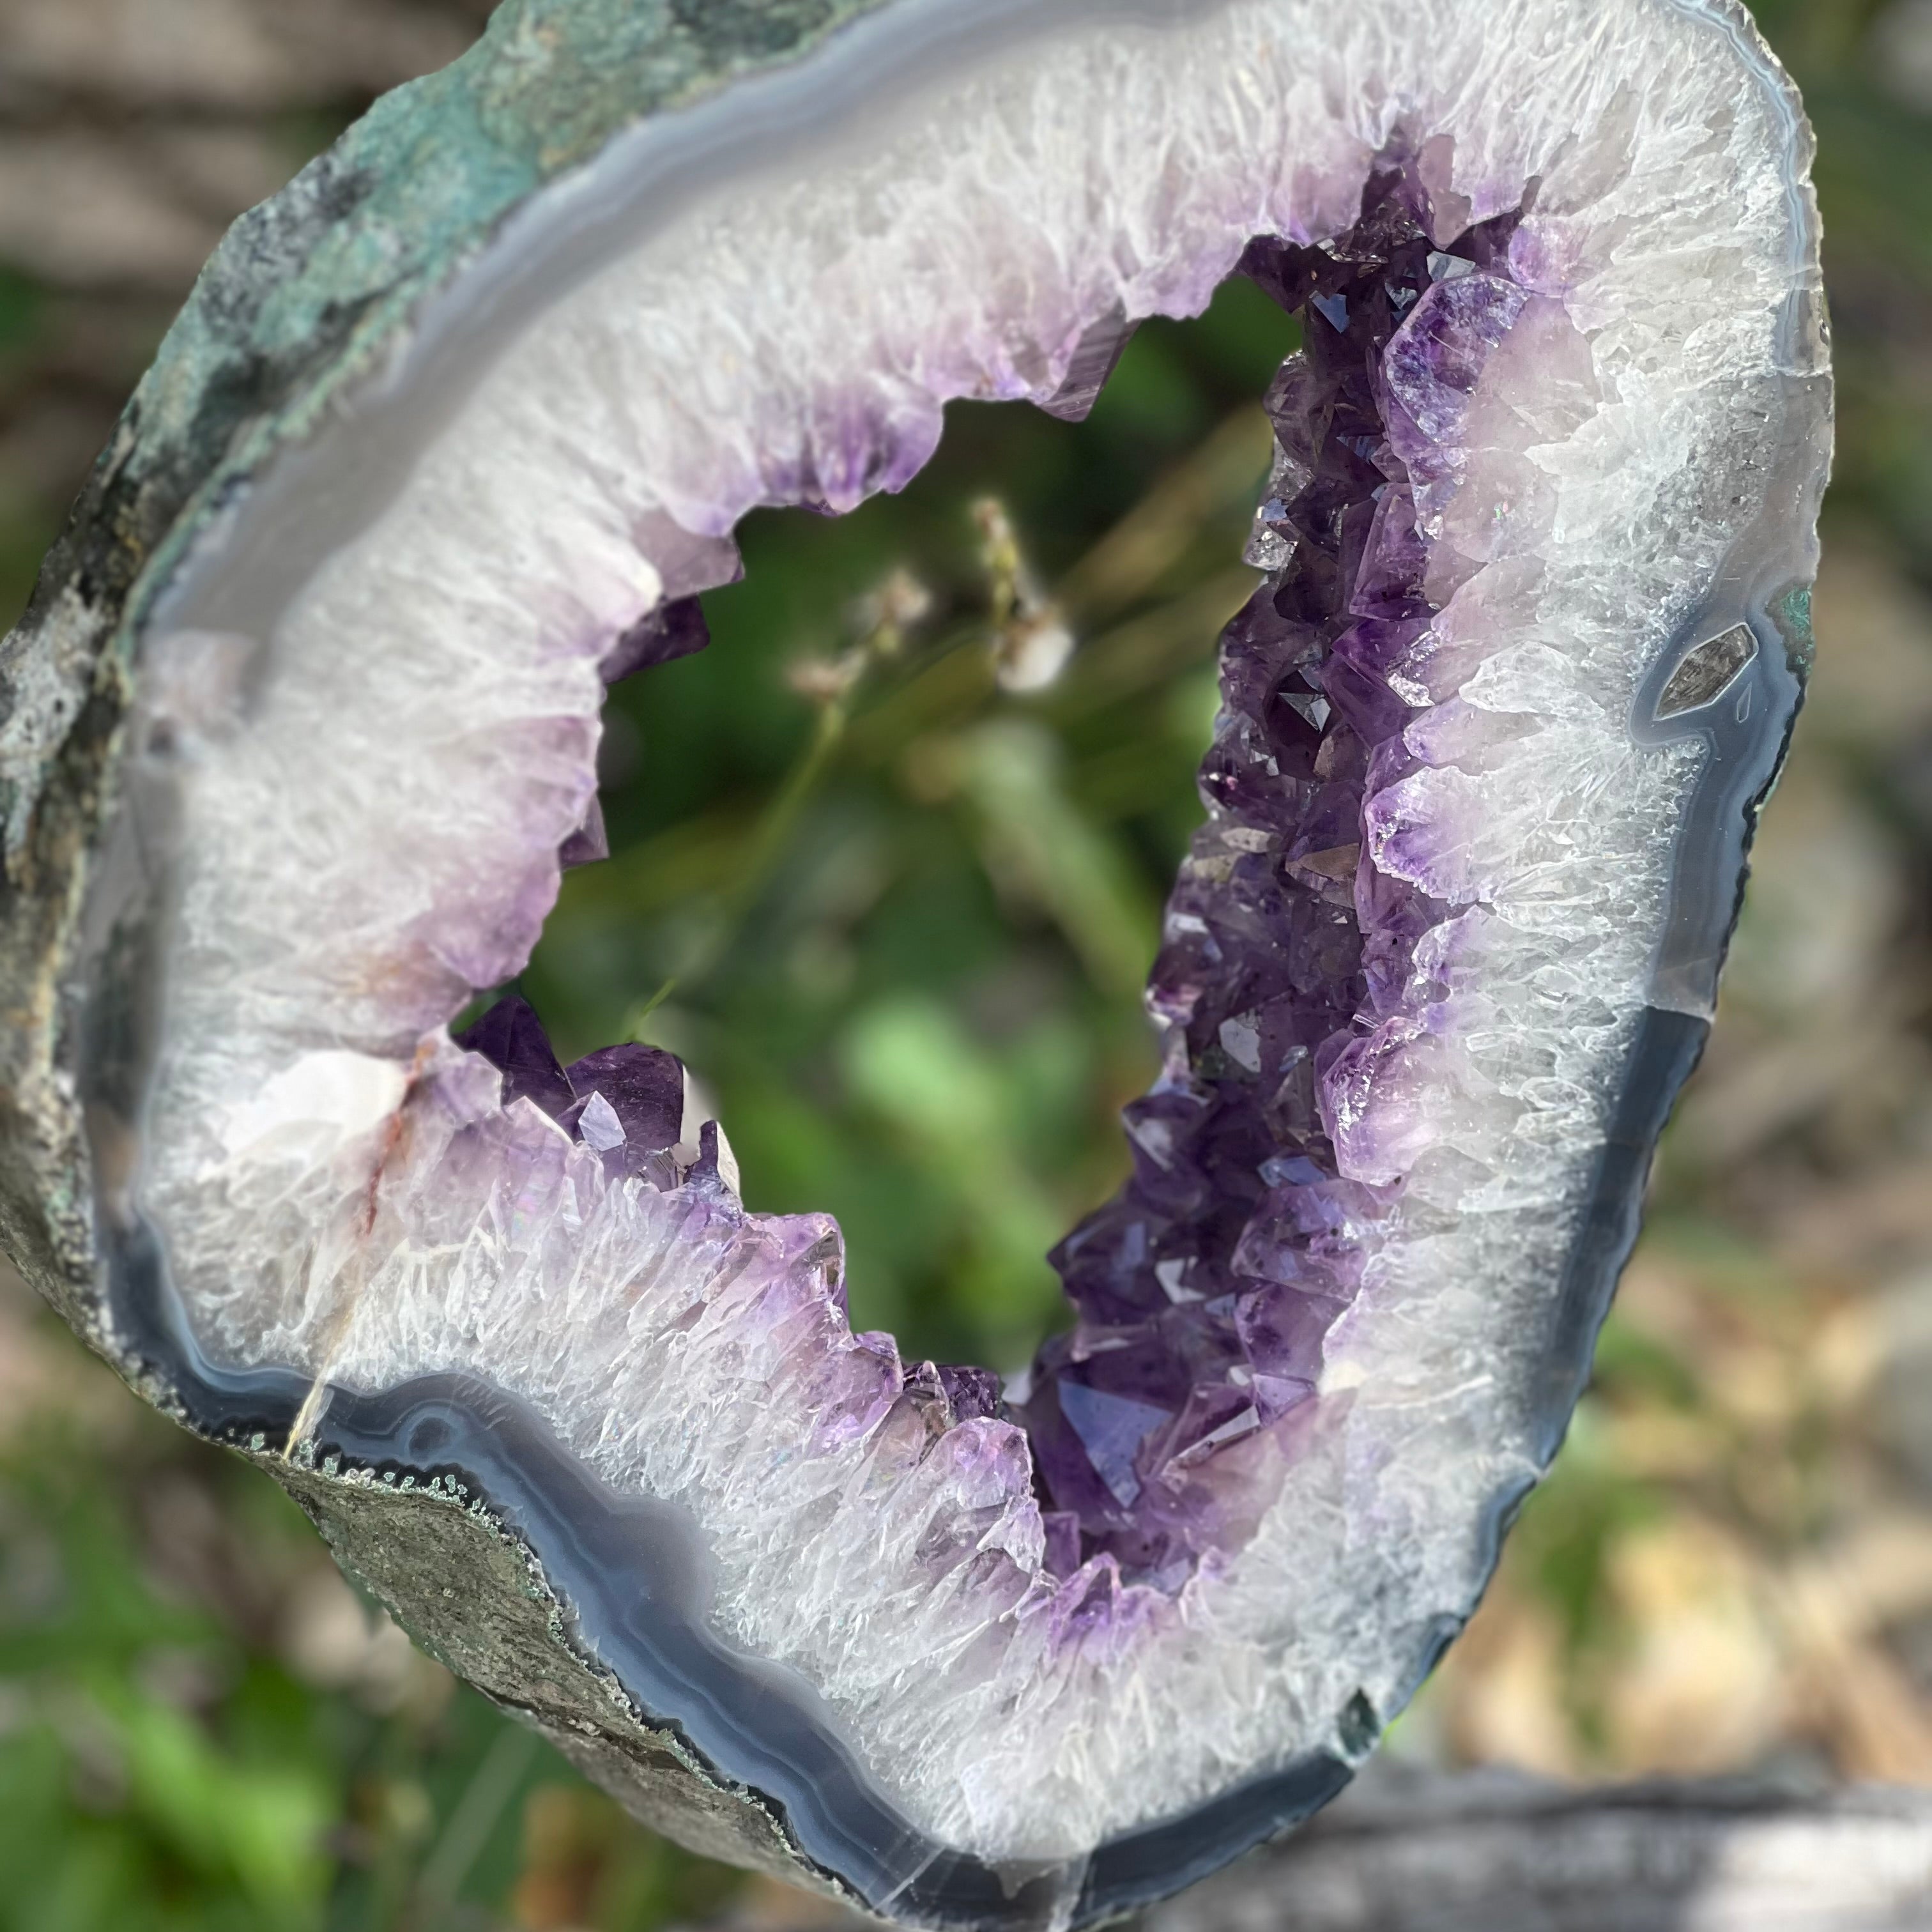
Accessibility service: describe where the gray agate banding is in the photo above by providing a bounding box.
[0,0,1830,1924]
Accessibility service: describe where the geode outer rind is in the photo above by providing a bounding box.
[0,0,1829,1925]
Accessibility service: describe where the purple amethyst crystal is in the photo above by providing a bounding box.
[450,158,1616,1612]
[454,993,576,1117]
[449,165,1568,1604]
[935,1363,1002,1423]
[565,1041,685,1153]
[461,998,688,1184]
[1013,172,1479,1583]
[559,795,610,869]
[599,593,710,682]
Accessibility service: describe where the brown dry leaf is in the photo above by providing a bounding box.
[0,0,484,114]
[513,1782,611,1931]
[1788,1514,1932,1636]
[1776,1560,1932,1781]
[1765,1512,1932,1781]
[1598,1517,1791,1774]
[1432,1584,1583,1779]
[1782,1165,1932,1280]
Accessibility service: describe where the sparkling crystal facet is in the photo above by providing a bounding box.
[1015,169,1502,1582]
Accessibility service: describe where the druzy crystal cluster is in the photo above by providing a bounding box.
[1017,177,1529,1586]
[2,0,1827,1906]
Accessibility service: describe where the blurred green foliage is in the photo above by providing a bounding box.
[0,1441,332,1930]
[0,1384,758,1931]
[2,0,1931,1922]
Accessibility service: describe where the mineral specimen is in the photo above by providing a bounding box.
[0,0,1829,1925]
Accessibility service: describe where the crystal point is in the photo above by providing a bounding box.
[455,994,574,1119]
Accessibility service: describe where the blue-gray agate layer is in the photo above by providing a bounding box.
[0,0,1828,1924]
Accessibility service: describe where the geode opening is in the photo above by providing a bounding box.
[0,0,1829,1924]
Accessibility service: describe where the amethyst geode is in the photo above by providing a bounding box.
[0,0,1828,1924]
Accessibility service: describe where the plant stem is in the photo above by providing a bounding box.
[629,678,855,1031]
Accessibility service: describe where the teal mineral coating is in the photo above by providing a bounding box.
[144,0,894,473]
[1777,583,1817,677]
